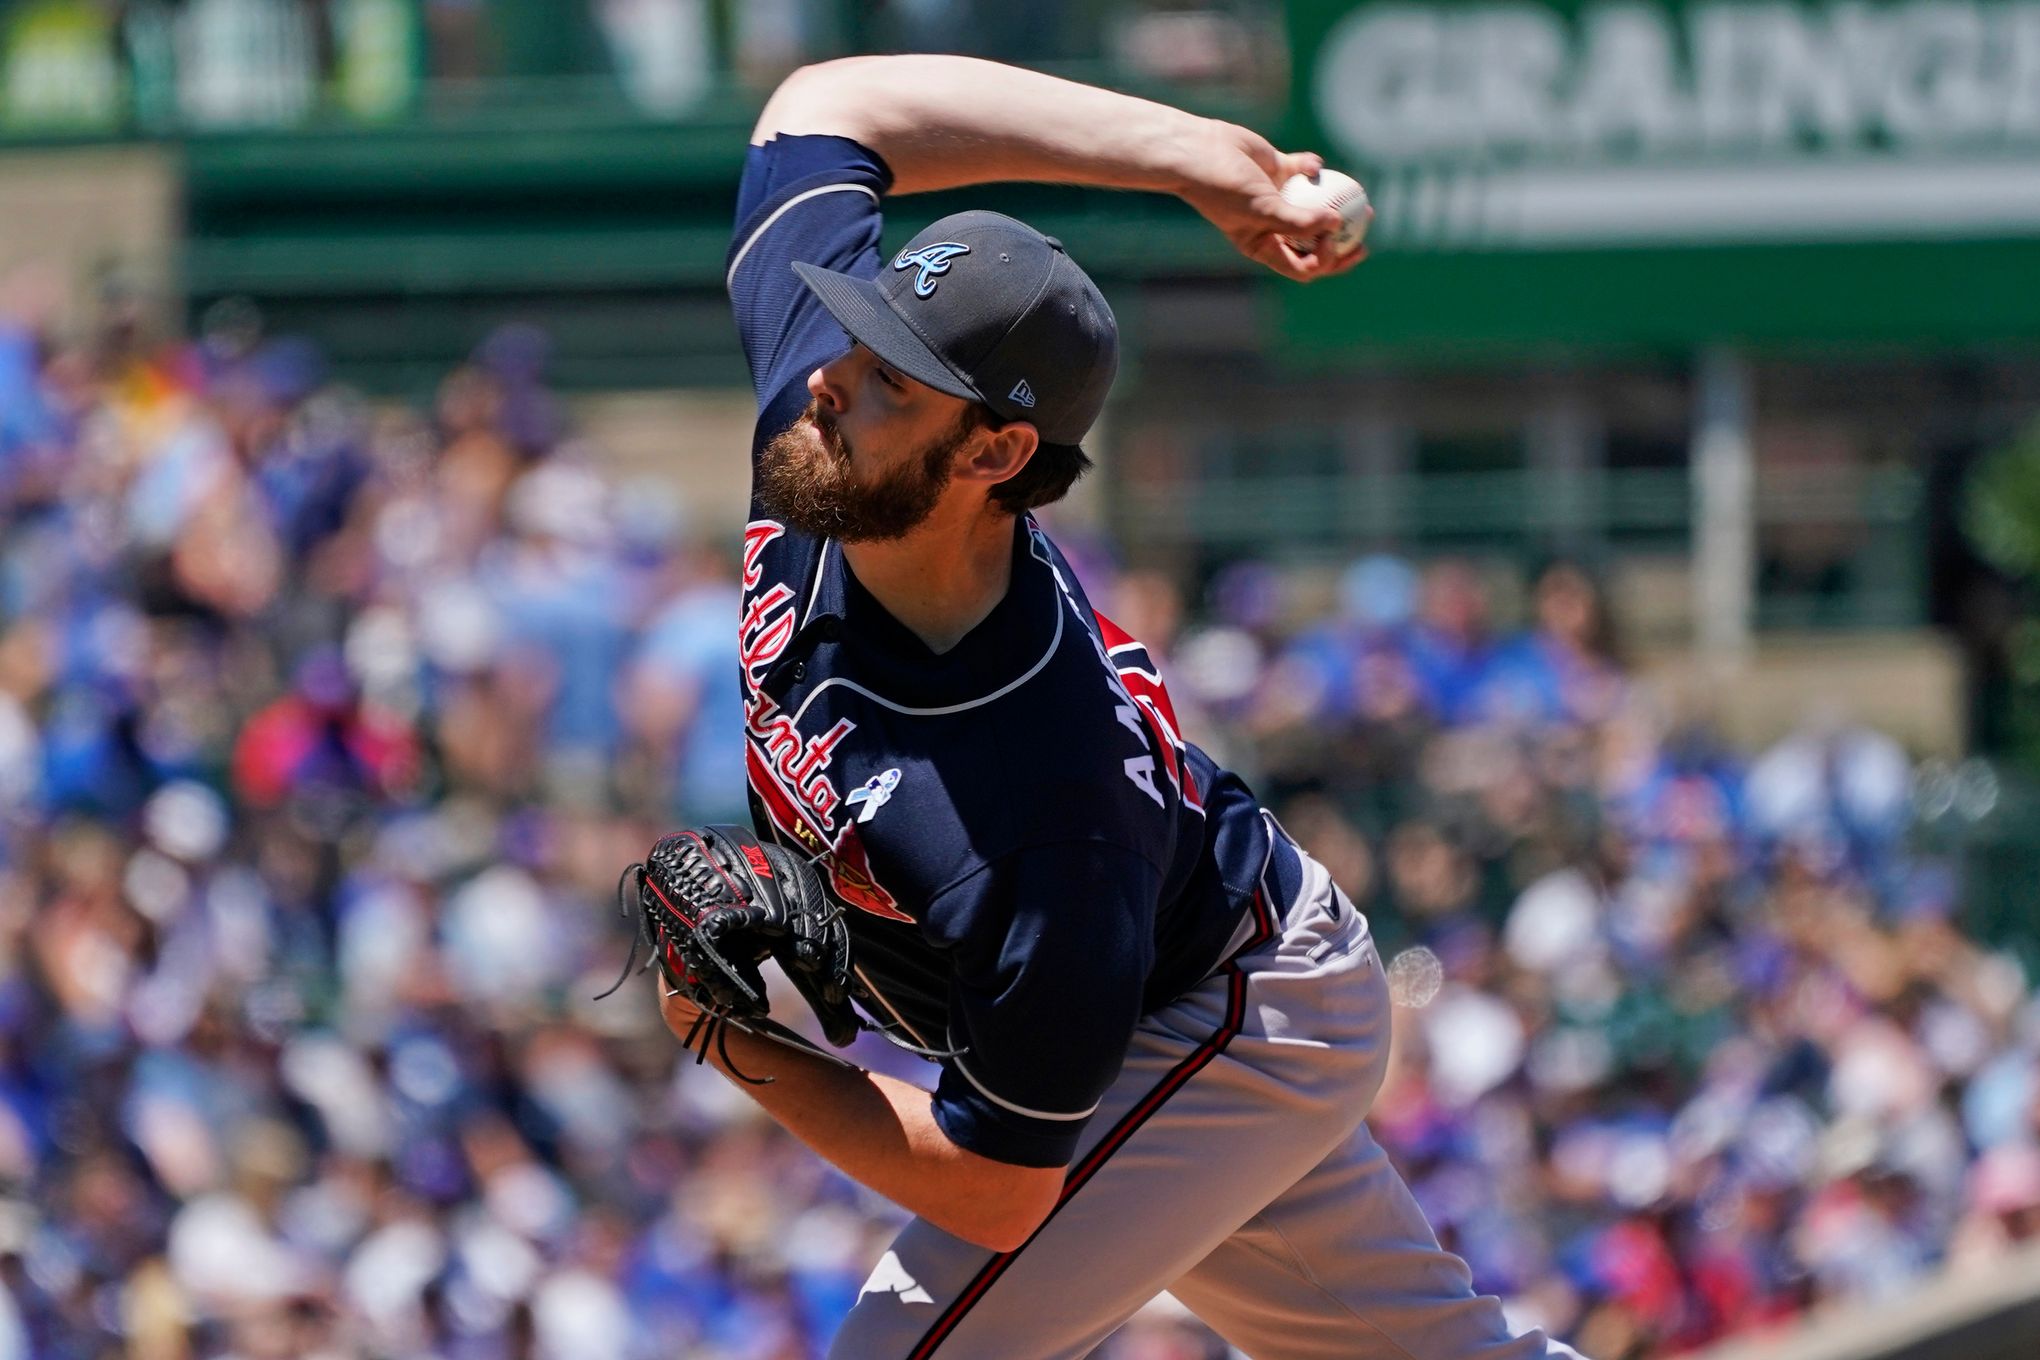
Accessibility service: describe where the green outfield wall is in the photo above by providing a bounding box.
[1281,0,2040,356]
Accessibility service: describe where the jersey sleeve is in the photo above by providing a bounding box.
[925,841,1160,1168]
[725,133,893,415]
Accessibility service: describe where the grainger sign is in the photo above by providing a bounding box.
[1304,1,2040,248]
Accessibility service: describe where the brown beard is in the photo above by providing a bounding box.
[756,399,970,543]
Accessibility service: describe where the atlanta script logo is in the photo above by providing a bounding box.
[739,520,910,922]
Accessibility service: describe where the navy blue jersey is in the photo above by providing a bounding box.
[725,134,1277,1168]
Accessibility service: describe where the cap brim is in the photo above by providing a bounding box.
[791,262,982,404]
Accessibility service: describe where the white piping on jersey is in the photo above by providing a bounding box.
[801,541,833,627]
[951,1051,1101,1122]
[787,592,1064,726]
[725,182,880,291]
[1119,671,1187,744]
[1106,641,1147,658]
[1136,695,1185,751]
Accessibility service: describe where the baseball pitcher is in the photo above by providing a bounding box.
[620,54,1586,1360]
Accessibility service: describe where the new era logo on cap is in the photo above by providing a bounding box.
[1008,379,1036,408]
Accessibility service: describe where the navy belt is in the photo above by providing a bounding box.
[1209,812,1315,975]
[1262,817,1309,925]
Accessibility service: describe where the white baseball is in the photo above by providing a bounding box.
[1280,169,1372,259]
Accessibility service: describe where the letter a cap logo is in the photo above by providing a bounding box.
[893,242,971,298]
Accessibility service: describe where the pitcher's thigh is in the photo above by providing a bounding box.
[829,1027,1349,1355]
[825,1209,1159,1360]
[829,1114,1319,1357]
[1170,1122,1578,1360]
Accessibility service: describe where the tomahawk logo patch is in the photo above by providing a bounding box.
[894,242,971,297]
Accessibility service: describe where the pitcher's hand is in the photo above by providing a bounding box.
[1175,122,1368,282]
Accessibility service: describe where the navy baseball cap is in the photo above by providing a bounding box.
[791,210,1118,448]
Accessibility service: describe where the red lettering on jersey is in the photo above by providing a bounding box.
[760,714,803,769]
[742,520,785,590]
[740,586,797,680]
[790,718,854,788]
[737,531,907,922]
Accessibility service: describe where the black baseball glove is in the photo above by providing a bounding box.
[601,825,860,1080]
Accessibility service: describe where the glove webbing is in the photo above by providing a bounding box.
[595,860,867,1081]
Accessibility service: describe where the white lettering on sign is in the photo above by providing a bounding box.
[1571,6,1688,151]
[2016,7,2040,133]
[1316,0,2040,166]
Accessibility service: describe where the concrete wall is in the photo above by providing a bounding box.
[0,144,177,330]
[1695,1241,2040,1360]
[574,390,760,534]
[1639,631,1966,757]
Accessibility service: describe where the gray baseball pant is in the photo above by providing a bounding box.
[829,844,1584,1360]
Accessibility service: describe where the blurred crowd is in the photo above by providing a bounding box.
[1116,550,2040,1357]
[0,289,2034,1360]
